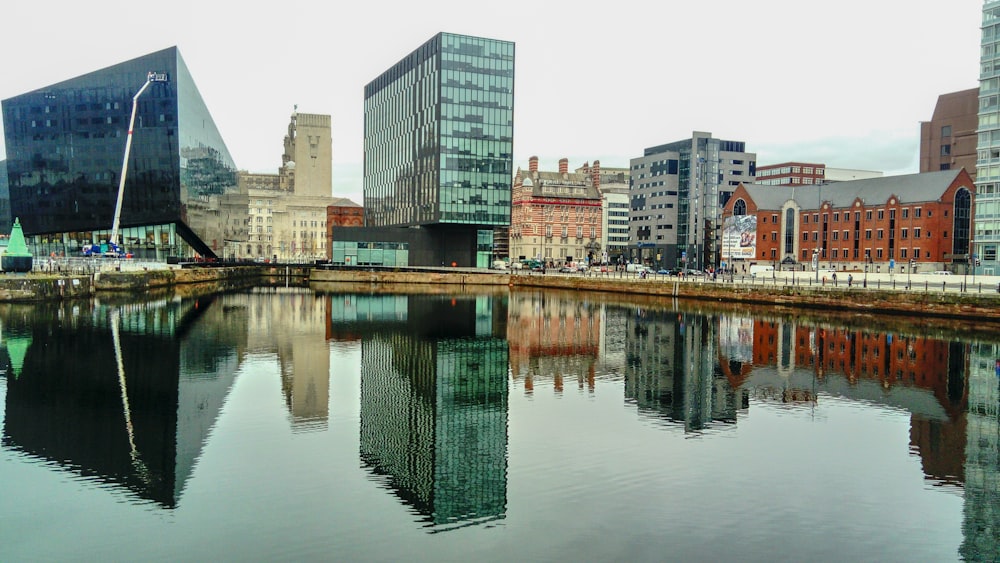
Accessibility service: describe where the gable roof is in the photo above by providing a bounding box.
[742,170,967,210]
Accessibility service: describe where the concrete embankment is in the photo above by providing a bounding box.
[0,265,308,301]
[309,268,1000,323]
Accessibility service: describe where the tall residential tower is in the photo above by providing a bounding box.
[977,2,1000,274]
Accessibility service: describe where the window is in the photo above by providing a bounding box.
[915,207,922,218]
[942,125,952,137]
[877,229,884,240]
[833,212,840,222]
[866,229,872,240]
[941,144,951,156]
[866,210,873,220]
[902,208,909,218]
[914,227,921,238]
[901,228,908,239]
[878,210,884,220]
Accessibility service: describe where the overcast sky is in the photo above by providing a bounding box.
[0,0,984,204]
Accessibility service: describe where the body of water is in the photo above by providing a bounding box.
[0,287,997,562]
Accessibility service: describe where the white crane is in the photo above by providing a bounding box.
[110,71,168,254]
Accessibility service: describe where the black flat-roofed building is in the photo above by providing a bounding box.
[1,46,243,259]
[350,32,514,268]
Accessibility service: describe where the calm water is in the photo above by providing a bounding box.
[0,286,998,562]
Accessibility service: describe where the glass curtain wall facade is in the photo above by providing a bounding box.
[1,47,240,260]
[363,32,514,236]
[978,1,1000,275]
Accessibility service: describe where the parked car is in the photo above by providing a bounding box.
[931,270,953,275]
[684,269,705,276]
[558,266,576,273]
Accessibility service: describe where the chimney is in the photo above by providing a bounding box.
[559,158,568,174]
[529,155,539,172]
[592,160,601,188]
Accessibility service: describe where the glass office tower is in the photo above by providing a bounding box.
[1,47,242,259]
[363,33,514,268]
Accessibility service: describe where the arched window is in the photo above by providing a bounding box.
[733,199,747,216]
[953,188,971,256]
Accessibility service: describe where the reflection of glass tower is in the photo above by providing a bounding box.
[960,342,1000,561]
[0,297,245,507]
[624,310,744,431]
[355,294,509,530]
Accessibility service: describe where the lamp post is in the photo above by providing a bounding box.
[110,71,168,252]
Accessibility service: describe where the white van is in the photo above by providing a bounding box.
[492,260,509,271]
[749,264,774,277]
[626,263,650,273]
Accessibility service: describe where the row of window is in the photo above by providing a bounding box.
[790,228,941,242]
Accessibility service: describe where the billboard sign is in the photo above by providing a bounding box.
[722,215,757,260]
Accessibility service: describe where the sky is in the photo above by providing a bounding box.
[0,0,985,205]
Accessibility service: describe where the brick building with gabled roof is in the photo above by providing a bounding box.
[721,169,975,273]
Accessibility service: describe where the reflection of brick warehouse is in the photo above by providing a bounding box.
[742,318,970,486]
[507,292,601,393]
[790,326,967,416]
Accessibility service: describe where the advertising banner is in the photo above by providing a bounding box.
[722,215,757,260]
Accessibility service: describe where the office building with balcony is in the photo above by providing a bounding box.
[1,46,242,259]
[629,132,755,271]
[340,32,514,268]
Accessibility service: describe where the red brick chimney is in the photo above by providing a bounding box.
[529,155,538,172]
[559,158,568,174]
[592,160,601,188]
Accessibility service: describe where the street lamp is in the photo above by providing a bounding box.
[110,71,169,253]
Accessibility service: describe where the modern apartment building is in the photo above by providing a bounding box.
[977,1,1000,274]
[1,46,242,259]
[920,88,978,177]
[630,132,755,270]
[350,32,514,268]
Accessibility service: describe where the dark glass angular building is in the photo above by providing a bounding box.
[1,46,243,259]
[356,32,514,268]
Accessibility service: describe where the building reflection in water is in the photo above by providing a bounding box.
[329,292,509,532]
[624,308,747,432]
[713,312,998,561]
[504,290,998,559]
[507,291,604,394]
[245,287,332,431]
[0,296,247,508]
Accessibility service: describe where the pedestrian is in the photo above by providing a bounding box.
[848,274,853,287]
